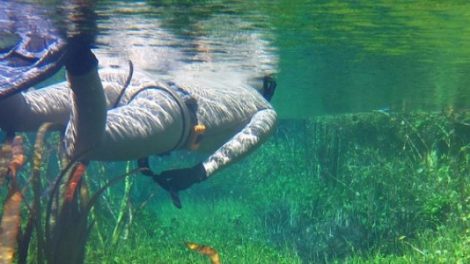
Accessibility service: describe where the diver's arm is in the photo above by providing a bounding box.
[153,107,276,208]
[203,108,277,177]
[63,49,106,160]
[0,49,106,161]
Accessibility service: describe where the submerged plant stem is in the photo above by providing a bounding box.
[111,161,134,247]
[0,136,25,264]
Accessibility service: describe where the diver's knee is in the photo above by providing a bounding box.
[0,94,26,133]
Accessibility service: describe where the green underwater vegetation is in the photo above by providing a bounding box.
[2,110,470,263]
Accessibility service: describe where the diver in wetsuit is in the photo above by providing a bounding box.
[0,1,277,207]
[0,40,277,207]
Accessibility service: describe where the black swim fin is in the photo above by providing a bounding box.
[0,1,66,100]
[169,190,182,209]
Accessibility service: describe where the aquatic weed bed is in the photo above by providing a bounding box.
[88,111,470,263]
[2,111,470,263]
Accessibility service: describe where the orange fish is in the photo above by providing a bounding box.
[186,242,221,264]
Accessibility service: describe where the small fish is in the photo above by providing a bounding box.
[372,107,391,115]
[186,242,221,264]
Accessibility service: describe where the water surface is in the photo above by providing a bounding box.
[25,0,470,118]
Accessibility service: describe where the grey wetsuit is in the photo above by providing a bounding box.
[0,63,277,178]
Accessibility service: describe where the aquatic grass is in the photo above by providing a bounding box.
[339,226,470,264]
[110,161,134,247]
[45,162,90,264]
[87,197,302,263]
[83,111,470,263]
[2,110,470,263]
[207,112,470,263]
[0,136,25,263]
[0,125,140,264]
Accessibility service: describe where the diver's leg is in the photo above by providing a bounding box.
[0,94,29,134]
[0,84,71,133]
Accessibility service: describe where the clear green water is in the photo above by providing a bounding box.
[34,0,470,117]
[3,1,470,263]
[270,0,470,117]
[87,0,470,118]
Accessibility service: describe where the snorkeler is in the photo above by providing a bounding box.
[0,2,277,207]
